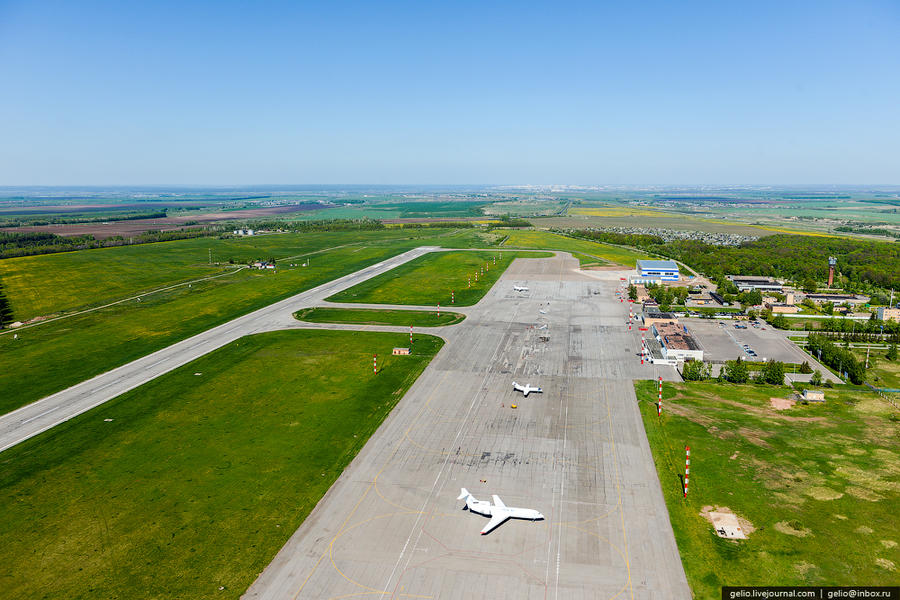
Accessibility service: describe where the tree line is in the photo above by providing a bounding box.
[566,229,900,291]
[0,278,13,327]
[0,228,222,259]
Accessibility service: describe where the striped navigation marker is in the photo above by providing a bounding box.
[684,446,691,498]
[657,376,663,417]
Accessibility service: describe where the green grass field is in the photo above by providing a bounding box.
[0,231,489,415]
[635,380,900,596]
[326,250,549,306]
[0,230,440,321]
[295,306,465,326]
[0,329,442,600]
[500,229,650,266]
[850,347,900,389]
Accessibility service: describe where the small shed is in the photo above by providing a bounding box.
[801,389,825,402]
[392,348,410,355]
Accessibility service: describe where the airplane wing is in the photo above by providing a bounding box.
[522,389,529,397]
[480,514,509,535]
[492,495,505,508]
[512,382,523,392]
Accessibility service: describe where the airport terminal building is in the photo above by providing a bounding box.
[635,260,680,282]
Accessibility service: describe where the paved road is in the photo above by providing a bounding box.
[245,253,690,600]
[0,247,442,453]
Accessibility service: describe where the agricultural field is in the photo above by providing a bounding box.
[499,229,650,267]
[0,230,488,414]
[294,306,465,327]
[0,329,443,600]
[0,229,431,321]
[635,380,900,596]
[327,250,549,306]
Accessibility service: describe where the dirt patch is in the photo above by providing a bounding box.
[737,427,772,448]
[881,540,897,549]
[775,520,812,537]
[664,402,716,427]
[834,514,848,520]
[770,397,795,410]
[856,525,874,535]
[700,505,755,537]
[845,486,885,502]
[794,562,816,575]
[711,396,828,423]
[875,558,896,571]
[835,465,900,493]
[804,486,844,501]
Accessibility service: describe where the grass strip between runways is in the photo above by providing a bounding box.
[326,250,550,306]
[295,306,465,326]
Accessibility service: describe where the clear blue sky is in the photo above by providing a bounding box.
[1,0,898,185]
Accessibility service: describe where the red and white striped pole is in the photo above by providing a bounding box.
[641,335,645,365]
[373,354,378,375]
[467,277,471,288]
[657,376,663,417]
[451,290,455,304]
[409,325,413,344]
[437,303,440,317]
[684,446,691,498]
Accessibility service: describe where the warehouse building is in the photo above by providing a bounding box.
[652,322,704,362]
[636,260,680,282]
[727,275,783,292]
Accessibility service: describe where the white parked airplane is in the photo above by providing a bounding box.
[457,488,544,534]
[512,381,542,397]
[513,285,529,292]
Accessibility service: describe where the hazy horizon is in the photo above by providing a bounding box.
[2,1,898,186]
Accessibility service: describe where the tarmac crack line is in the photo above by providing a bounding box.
[380,294,524,599]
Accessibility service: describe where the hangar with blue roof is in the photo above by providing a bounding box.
[636,259,680,281]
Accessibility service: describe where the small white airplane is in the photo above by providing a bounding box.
[513,285,529,292]
[457,488,544,534]
[512,381,542,397]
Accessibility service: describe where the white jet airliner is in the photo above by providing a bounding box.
[457,488,544,534]
[512,381,542,397]
[513,285,529,292]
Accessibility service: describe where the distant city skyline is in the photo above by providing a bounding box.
[1,1,898,185]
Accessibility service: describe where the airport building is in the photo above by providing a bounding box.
[642,311,678,328]
[877,307,900,322]
[765,302,799,314]
[652,322,704,362]
[727,275,783,293]
[636,260,680,282]
[805,293,868,306]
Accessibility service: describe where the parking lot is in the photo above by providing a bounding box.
[682,318,814,363]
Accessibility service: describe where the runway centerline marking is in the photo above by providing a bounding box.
[603,383,635,600]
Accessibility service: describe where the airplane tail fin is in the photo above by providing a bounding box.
[457,488,471,500]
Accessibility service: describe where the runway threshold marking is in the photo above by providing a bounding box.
[603,383,635,600]
[291,369,454,600]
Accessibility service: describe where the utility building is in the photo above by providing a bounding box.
[652,322,704,362]
[636,260,680,282]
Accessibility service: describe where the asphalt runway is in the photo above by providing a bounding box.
[245,253,690,599]
[0,246,442,453]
